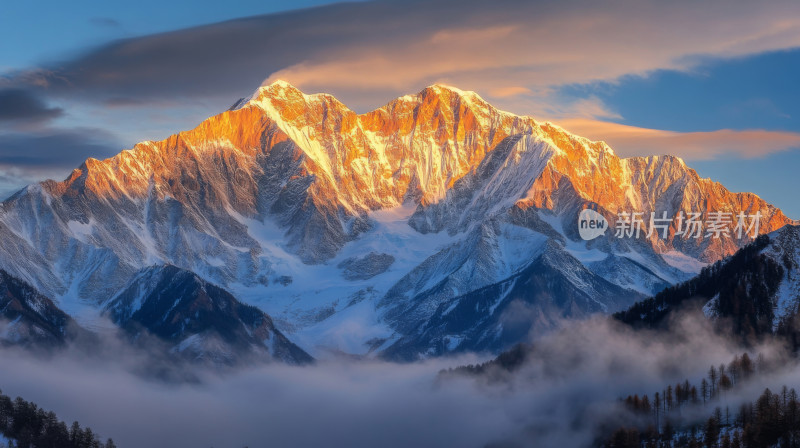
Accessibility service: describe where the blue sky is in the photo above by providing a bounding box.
[561,50,800,133]
[558,49,800,217]
[0,0,343,70]
[1,0,799,218]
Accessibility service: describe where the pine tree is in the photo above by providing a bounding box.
[729,355,740,385]
[704,416,720,448]
[70,421,83,447]
[731,430,742,448]
[709,366,718,398]
[788,388,799,431]
[666,386,674,412]
[663,418,674,441]
[740,353,754,378]
[684,379,692,405]
[782,385,789,409]
[654,392,661,431]
[701,378,709,405]
[720,433,731,448]
[641,395,651,415]
[719,373,732,393]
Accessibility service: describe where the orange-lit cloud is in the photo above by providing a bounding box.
[260,0,800,115]
[11,0,800,118]
[554,118,800,160]
[487,86,532,98]
[430,25,517,44]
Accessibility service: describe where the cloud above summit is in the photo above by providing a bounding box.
[5,0,800,114]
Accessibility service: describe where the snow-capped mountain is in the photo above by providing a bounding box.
[105,265,313,365]
[0,80,792,359]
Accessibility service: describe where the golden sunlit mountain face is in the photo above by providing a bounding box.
[41,81,791,270]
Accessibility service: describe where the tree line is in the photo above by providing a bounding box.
[0,389,115,448]
[608,385,800,448]
[614,234,788,342]
[602,352,800,447]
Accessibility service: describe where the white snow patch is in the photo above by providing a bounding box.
[227,203,460,357]
[773,270,800,330]
[445,335,463,351]
[173,334,204,353]
[205,256,227,268]
[703,294,720,319]
[441,300,460,317]
[661,250,706,275]
[67,219,95,244]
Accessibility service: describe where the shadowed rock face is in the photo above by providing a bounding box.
[105,265,313,366]
[0,81,792,359]
[338,253,395,281]
[0,270,86,348]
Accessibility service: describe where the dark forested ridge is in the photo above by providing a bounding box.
[613,235,789,341]
[0,388,115,448]
[439,343,529,379]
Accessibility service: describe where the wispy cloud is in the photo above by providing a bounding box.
[0,128,121,199]
[0,128,119,167]
[5,0,800,114]
[0,88,63,127]
[555,118,800,160]
[88,17,122,28]
[487,86,532,98]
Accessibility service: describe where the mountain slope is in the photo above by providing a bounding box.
[0,80,792,359]
[616,225,800,340]
[381,240,647,360]
[0,270,86,347]
[105,265,313,365]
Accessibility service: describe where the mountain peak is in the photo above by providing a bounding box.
[393,83,492,113]
[258,78,304,97]
[264,78,297,89]
[228,79,347,115]
[420,83,482,99]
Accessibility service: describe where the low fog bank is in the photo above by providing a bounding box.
[0,311,795,448]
